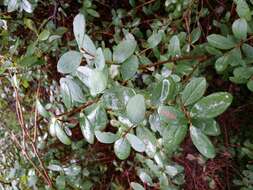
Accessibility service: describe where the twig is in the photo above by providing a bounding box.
[9,73,53,187]
[183,54,213,83]
[139,54,211,70]
[135,0,156,10]
[33,82,40,143]
[56,96,101,118]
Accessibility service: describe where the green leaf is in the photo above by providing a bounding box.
[21,0,33,13]
[227,48,244,67]
[7,0,19,12]
[60,80,72,108]
[126,94,146,124]
[86,104,108,131]
[79,113,94,144]
[49,118,57,137]
[215,55,229,73]
[207,34,235,50]
[95,131,117,144]
[77,66,107,96]
[190,92,233,118]
[232,18,247,40]
[160,78,175,102]
[103,48,112,62]
[19,56,45,67]
[82,34,96,58]
[151,78,175,105]
[57,51,82,74]
[73,13,85,48]
[126,133,145,152]
[87,8,100,17]
[130,182,145,190]
[94,48,105,70]
[158,105,186,125]
[24,18,37,33]
[36,99,50,118]
[190,126,215,158]
[138,170,153,185]
[147,30,164,48]
[163,125,188,155]
[114,138,131,160]
[242,44,253,59]
[191,27,201,44]
[38,30,50,41]
[113,36,137,63]
[192,119,221,136]
[181,77,207,106]
[56,175,66,190]
[168,35,181,57]
[60,78,84,103]
[236,0,251,20]
[247,79,253,92]
[89,69,108,96]
[120,55,139,80]
[136,127,156,145]
[55,122,72,145]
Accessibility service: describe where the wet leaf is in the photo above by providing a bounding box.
[113,36,137,63]
[207,34,235,50]
[126,94,146,124]
[190,126,215,158]
[95,131,117,144]
[181,77,207,106]
[57,51,82,74]
[55,122,72,145]
[120,55,139,80]
[114,138,131,160]
[126,133,145,152]
[190,92,233,118]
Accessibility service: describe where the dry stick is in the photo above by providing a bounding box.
[33,82,40,143]
[11,78,52,187]
[135,0,156,10]
[10,132,50,185]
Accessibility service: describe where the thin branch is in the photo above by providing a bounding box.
[139,54,211,70]
[56,96,101,118]
[9,73,53,187]
[135,0,156,10]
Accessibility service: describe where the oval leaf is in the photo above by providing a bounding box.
[57,51,82,74]
[55,122,72,145]
[94,48,105,70]
[73,13,85,48]
[190,92,233,118]
[130,182,145,190]
[80,114,94,144]
[95,131,117,144]
[181,77,207,106]
[113,37,137,63]
[36,99,50,118]
[169,35,181,57]
[60,78,84,103]
[126,94,146,124]
[126,133,145,152]
[190,126,215,158]
[114,138,131,160]
[147,30,164,48]
[232,18,247,40]
[207,34,235,50]
[193,118,221,136]
[89,69,108,96]
[120,55,139,80]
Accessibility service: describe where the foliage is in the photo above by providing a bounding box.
[0,0,253,190]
